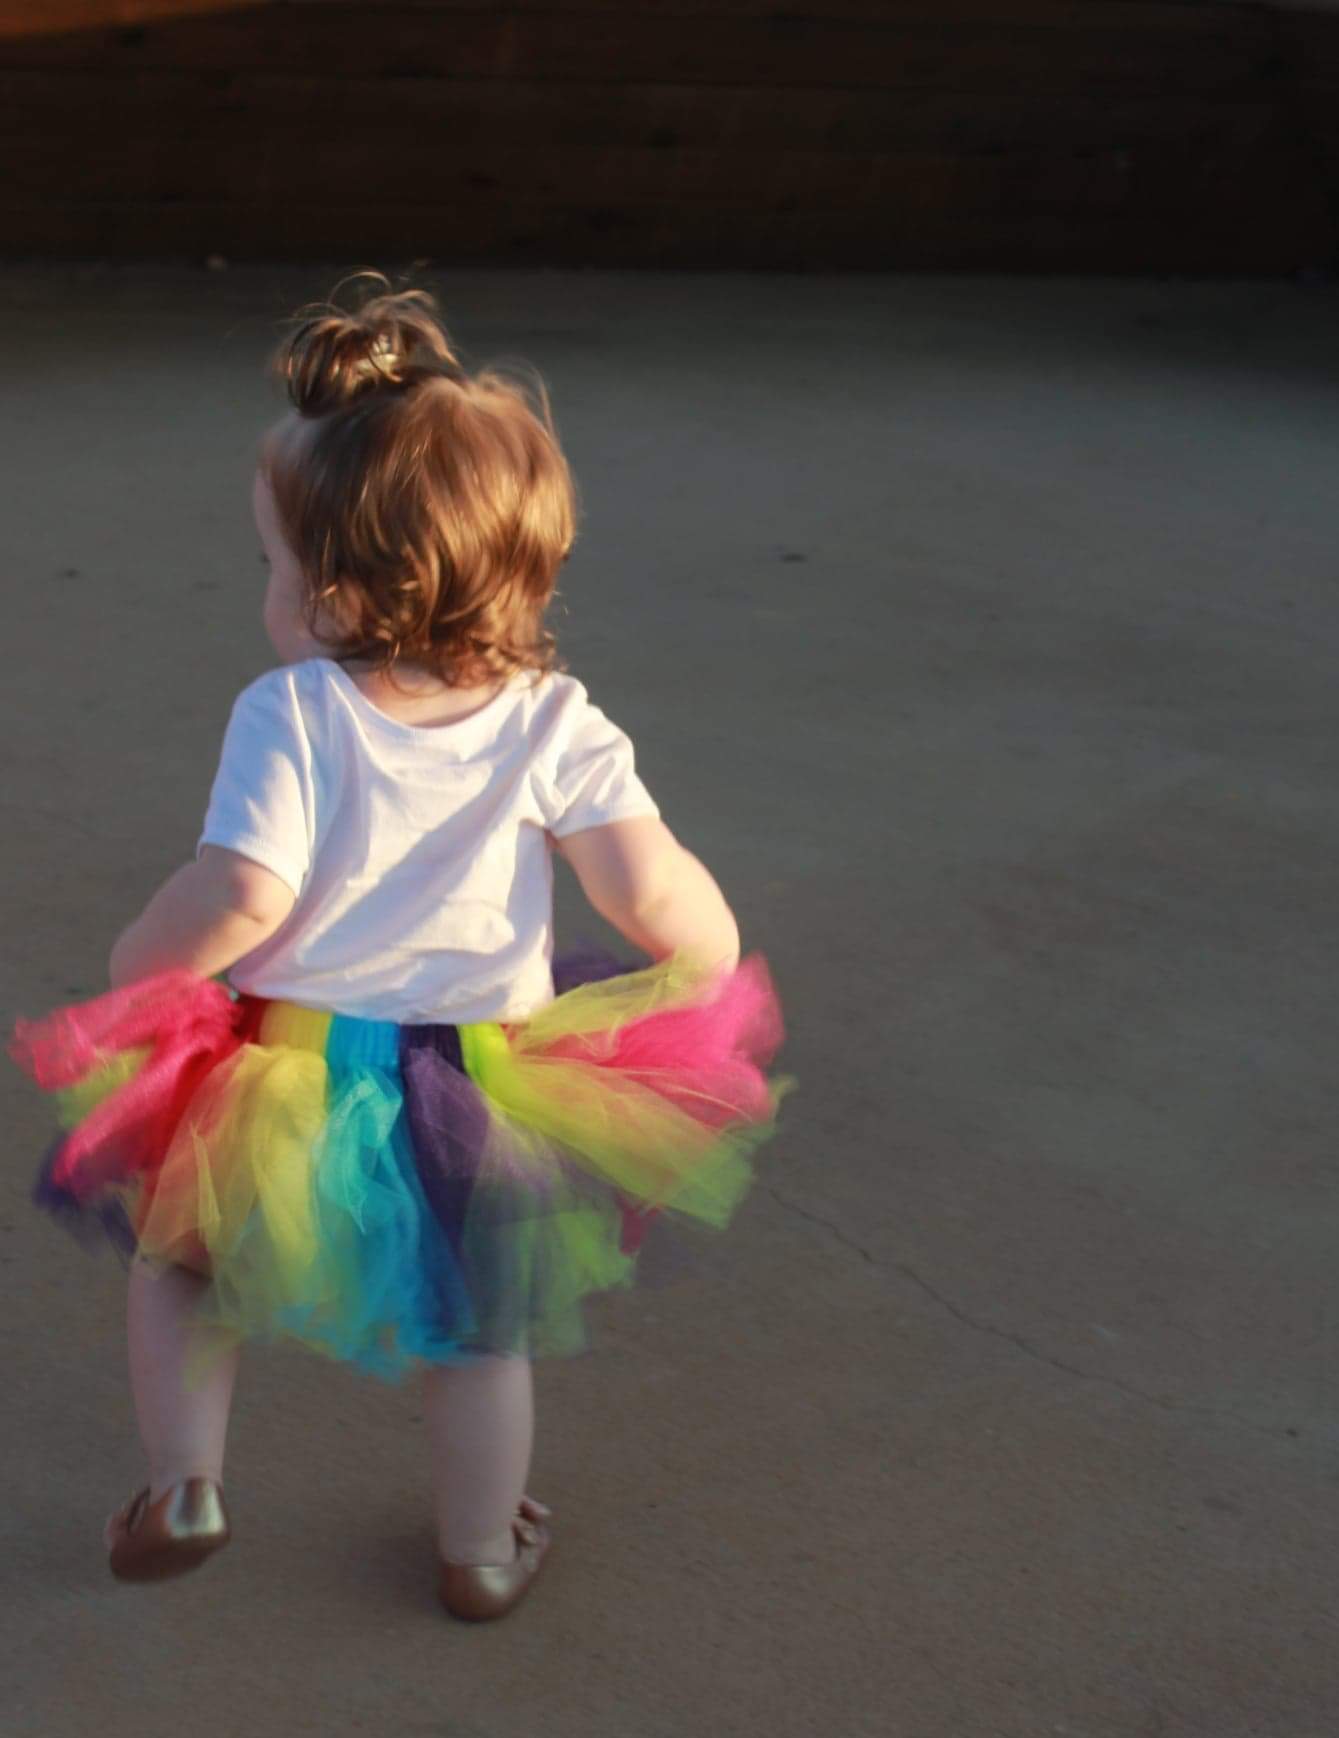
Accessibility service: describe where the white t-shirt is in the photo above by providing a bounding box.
[196,657,660,1024]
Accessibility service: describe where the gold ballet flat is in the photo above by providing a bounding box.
[438,1513,552,1622]
[107,1478,231,1582]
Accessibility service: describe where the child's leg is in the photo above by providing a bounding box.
[425,1354,534,1566]
[126,1260,240,1501]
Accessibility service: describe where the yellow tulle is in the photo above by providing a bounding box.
[518,953,718,1047]
[460,1021,751,1227]
[137,1046,329,1293]
[53,1045,151,1131]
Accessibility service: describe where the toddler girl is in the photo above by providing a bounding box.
[9,278,787,1623]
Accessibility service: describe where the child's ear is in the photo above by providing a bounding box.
[313,580,355,638]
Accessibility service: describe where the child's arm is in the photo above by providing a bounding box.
[108,845,297,989]
[552,816,740,972]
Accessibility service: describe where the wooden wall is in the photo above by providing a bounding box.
[3,0,1338,272]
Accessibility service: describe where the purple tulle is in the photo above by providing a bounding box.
[551,944,634,997]
[33,1137,138,1257]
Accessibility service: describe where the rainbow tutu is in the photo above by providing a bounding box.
[9,951,788,1378]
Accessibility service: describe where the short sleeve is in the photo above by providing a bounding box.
[196,672,314,898]
[542,689,660,839]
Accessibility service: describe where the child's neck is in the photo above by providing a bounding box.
[338,657,505,727]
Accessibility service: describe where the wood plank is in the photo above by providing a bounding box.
[0,139,1005,209]
[9,131,1325,232]
[272,0,1284,26]
[0,6,1281,95]
[0,0,259,34]
[1286,12,1339,80]
[0,0,1290,29]
[1270,14,1339,206]
[0,66,1293,157]
[0,195,1324,273]
[272,0,1046,19]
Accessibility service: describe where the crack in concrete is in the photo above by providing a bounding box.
[764,1184,1299,1444]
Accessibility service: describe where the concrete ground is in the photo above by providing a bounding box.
[2,262,1337,1738]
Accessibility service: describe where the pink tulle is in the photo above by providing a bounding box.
[8,972,244,1197]
[537,955,783,1129]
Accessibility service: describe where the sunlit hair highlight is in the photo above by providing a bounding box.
[262,274,575,692]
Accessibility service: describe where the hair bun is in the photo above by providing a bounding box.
[278,275,463,415]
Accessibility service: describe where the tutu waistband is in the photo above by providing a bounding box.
[250,998,442,1067]
[246,999,527,1100]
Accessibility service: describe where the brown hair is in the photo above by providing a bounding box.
[263,274,575,692]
